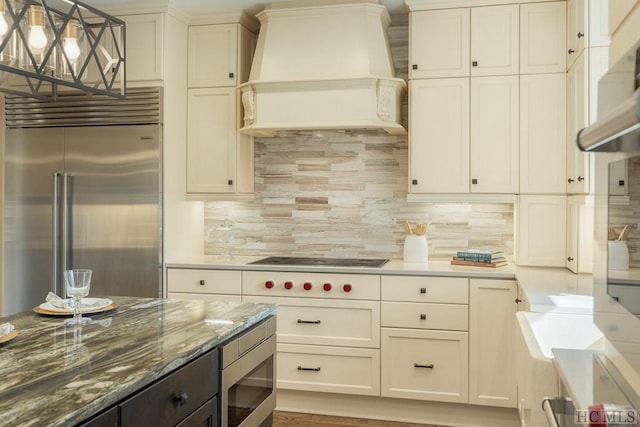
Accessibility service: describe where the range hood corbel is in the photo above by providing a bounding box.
[239,0,406,137]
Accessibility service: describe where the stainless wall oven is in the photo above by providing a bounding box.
[219,316,276,427]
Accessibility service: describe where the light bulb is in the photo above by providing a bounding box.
[63,37,80,61]
[0,13,8,37]
[28,25,47,53]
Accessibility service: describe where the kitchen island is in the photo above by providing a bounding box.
[0,297,276,427]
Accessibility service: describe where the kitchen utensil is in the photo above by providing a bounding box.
[609,227,618,240]
[414,222,428,236]
[401,220,413,235]
[64,269,92,326]
[618,225,633,240]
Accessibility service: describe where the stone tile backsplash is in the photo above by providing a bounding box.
[203,15,514,260]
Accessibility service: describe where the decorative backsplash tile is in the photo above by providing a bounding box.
[203,15,514,260]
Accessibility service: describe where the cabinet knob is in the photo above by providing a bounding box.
[472,61,478,67]
[343,284,352,293]
[284,281,293,290]
[323,283,332,291]
[567,256,574,262]
[412,179,418,185]
[229,72,235,78]
[568,178,575,183]
[568,49,575,54]
[228,179,233,185]
[577,32,584,39]
[303,282,313,291]
[265,280,274,289]
[412,64,418,70]
[420,314,426,320]
[619,180,625,187]
[515,298,522,304]
[199,279,205,286]
[174,392,188,406]
[471,178,478,184]
[577,176,584,182]
[419,287,427,294]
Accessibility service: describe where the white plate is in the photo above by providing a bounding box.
[38,298,113,313]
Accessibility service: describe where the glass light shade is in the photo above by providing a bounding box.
[0,12,8,37]
[28,25,47,52]
[63,37,80,61]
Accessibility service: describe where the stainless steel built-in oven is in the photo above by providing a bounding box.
[219,316,277,427]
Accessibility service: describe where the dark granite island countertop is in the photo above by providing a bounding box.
[0,297,277,427]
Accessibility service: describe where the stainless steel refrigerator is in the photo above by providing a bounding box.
[3,89,163,316]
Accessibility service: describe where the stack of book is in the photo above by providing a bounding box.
[451,250,507,268]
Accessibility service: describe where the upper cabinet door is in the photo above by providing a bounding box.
[409,78,470,193]
[410,9,470,79]
[125,14,164,83]
[470,5,519,76]
[520,2,567,74]
[188,24,238,88]
[470,76,519,193]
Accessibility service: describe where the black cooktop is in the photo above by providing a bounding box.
[249,256,390,268]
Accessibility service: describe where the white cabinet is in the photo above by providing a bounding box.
[566,196,594,273]
[381,328,469,403]
[122,14,164,83]
[166,268,242,302]
[519,73,567,194]
[410,5,518,79]
[469,279,517,408]
[520,2,566,74]
[566,47,609,194]
[410,76,518,194]
[410,8,470,79]
[380,276,469,404]
[188,24,254,88]
[470,75,519,193]
[186,20,256,200]
[470,5,519,76]
[187,88,251,195]
[566,0,609,68]
[517,195,567,267]
[409,78,469,194]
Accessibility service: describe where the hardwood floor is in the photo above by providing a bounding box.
[273,411,447,427]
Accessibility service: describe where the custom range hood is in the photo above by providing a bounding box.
[239,0,406,137]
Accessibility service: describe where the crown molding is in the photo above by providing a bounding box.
[404,0,554,11]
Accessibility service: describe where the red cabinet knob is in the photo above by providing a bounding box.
[343,284,352,292]
[303,282,313,291]
[265,280,274,289]
[323,283,332,291]
[284,281,293,290]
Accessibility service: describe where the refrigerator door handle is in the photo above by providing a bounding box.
[52,172,60,295]
[61,172,71,295]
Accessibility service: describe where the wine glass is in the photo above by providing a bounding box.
[64,269,92,327]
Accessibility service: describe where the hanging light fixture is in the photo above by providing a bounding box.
[0,0,125,100]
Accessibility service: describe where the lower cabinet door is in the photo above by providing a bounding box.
[381,328,469,403]
[76,406,118,427]
[277,343,380,396]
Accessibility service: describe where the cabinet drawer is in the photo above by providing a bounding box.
[120,351,218,427]
[381,276,468,303]
[243,296,379,348]
[381,302,468,331]
[77,406,118,427]
[277,343,380,396]
[167,292,242,303]
[167,269,241,295]
[381,328,468,403]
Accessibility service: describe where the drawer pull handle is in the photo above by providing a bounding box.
[420,314,427,320]
[297,366,321,372]
[199,280,205,286]
[419,288,427,294]
[297,319,321,324]
[174,392,189,406]
[414,363,434,369]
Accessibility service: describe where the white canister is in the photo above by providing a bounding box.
[404,235,428,263]
[608,240,629,271]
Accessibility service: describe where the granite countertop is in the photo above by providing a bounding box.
[0,297,276,427]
